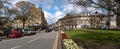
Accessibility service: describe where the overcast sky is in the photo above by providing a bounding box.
[5,0,107,25]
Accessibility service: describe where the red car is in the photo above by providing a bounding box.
[8,30,23,38]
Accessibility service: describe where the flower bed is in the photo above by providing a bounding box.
[61,31,80,49]
[63,39,80,49]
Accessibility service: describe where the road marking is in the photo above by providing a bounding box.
[11,46,21,49]
[28,38,39,43]
[53,32,59,49]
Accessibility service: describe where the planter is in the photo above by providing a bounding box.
[60,31,80,49]
[63,39,80,49]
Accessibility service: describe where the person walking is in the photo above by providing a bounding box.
[6,29,10,37]
[4,29,9,38]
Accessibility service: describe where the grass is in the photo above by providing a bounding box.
[64,29,120,46]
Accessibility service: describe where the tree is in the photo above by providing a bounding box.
[0,17,9,28]
[8,7,18,14]
[69,0,120,27]
[0,0,7,9]
[0,0,10,15]
[16,1,34,29]
[0,0,12,29]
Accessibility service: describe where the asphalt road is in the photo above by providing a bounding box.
[0,31,58,49]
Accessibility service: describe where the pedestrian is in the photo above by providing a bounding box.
[4,29,7,36]
[4,29,9,37]
[4,29,9,38]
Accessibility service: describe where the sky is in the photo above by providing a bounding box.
[4,0,107,25]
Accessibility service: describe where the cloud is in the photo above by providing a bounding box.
[54,6,59,10]
[44,11,55,25]
[29,0,54,10]
[55,11,66,19]
[63,4,83,14]
[44,10,65,25]
[9,0,29,7]
[63,4,74,13]
[9,0,100,25]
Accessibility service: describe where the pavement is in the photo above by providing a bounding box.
[0,31,58,49]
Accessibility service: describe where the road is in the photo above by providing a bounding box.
[0,31,58,49]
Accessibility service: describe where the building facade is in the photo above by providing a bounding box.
[13,5,47,28]
[58,13,116,30]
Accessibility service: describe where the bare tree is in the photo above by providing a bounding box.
[0,0,7,9]
[0,0,12,29]
[69,0,120,28]
[0,0,11,17]
[16,1,34,29]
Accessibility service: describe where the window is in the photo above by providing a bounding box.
[81,18,83,20]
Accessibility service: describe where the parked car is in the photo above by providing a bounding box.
[8,29,23,38]
[24,29,36,35]
[41,26,48,30]
[13,28,24,35]
[81,25,89,29]
[45,28,53,32]
[22,29,28,35]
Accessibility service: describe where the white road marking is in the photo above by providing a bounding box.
[28,38,39,43]
[11,46,21,49]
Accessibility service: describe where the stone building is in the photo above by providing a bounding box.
[58,13,116,30]
[13,5,47,28]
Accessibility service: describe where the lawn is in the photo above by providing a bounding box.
[64,29,120,49]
